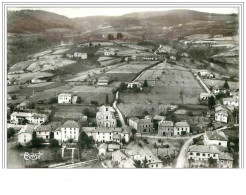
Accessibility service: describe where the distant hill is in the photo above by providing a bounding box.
[7,9,238,40]
[8,10,75,33]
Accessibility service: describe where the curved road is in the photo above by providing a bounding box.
[175,133,203,168]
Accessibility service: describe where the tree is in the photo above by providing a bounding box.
[208,157,217,168]
[67,138,74,143]
[78,131,94,149]
[119,82,127,91]
[143,156,149,168]
[223,80,230,90]
[22,118,29,125]
[134,160,142,168]
[208,96,216,109]
[143,80,148,88]
[49,139,60,148]
[11,94,17,100]
[143,110,149,116]
[49,97,58,104]
[116,32,123,39]
[31,136,45,148]
[105,94,109,105]
[77,96,82,104]
[107,34,114,40]
[131,129,137,140]
[7,128,15,139]
[121,138,126,145]
[28,101,35,109]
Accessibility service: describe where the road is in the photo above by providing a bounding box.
[113,91,127,127]
[50,159,98,168]
[136,133,190,140]
[175,133,203,168]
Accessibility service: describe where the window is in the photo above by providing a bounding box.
[190,153,193,155]
[213,154,216,157]
[57,132,58,135]
[203,153,206,156]
[196,153,200,156]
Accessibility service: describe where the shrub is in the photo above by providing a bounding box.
[49,139,60,148]
[7,128,15,139]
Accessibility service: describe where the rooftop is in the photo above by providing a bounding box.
[112,150,127,159]
[205,131,228,141]
[19,125,35,134]
[99,143,108,150]
[219,152,234,161]
[175,121,189,127]
[36,125,51,132]
[62,120,79,129]
[188,145,221,154]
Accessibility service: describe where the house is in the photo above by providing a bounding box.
[104,50,116,56]
[74,52,87,59]
[36,125,51,140]
[215,104,227,112]
[212,85,221,94]
[170,56,176,61]
[215,110,228,123]
[10,112,47,125]
[158,120,190,136]
[223,97,239,107]
[66,53,73,58]
[82,127,130,143]
[198,70,209,76]
[18,125,35,146]
[204,131,228,147]
[230,91,239,99]
[58,93,72,104]
[17,101,31,111]
[158,120,174,136]
[181,53,189,57]
[174,121,190,136]
[98,143,108,156]
[188,145,233,168]
[200,93,212,100]
[72,96,78,104]
[127,82,142,89]
[97,76,110,85]
[108,144,121,152]
[54,120,80,143]
[128,116,153,133]
[31,78,46,84]
[96,105,117,128]
[218,152,234,168]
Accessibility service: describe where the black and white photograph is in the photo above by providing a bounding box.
[1,1,244,171]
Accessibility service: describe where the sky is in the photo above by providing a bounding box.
[7,7,238,18]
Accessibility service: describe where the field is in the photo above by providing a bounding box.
[8,72,54,84]
[27,82,55,88]
[203,79,239,90]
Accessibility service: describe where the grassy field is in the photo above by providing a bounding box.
[203,79,239,90]
[124,62,205,105]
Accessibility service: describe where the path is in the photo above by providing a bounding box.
[175,133,203,168]
[113,91,127,127]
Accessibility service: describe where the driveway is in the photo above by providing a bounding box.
[113,91,127,127]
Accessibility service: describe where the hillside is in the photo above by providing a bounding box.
[7,10,76,33]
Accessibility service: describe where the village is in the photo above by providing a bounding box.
[7,32,239,168]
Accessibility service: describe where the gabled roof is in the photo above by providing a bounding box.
[219,152,234,161]
[99,143,108,150]
[215,110,228,117]
[11,112,32,117]
[188,145,221,154]
[36,125,51,132]
[153,115,165,121]
[175,121,189,127]
[112,150,127,159]
[205,131,228,141]
[58,93,71,96]
[18,125,35,134]
[108,144,120,150]
[62,120,79,128]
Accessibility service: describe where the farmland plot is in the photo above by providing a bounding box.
[203,79,239,90]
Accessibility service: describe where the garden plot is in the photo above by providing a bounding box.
[203,79,239,90]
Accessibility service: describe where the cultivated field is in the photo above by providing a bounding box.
[203,79,239,90]
[8,72,54,83]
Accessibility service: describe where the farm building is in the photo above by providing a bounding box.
[74,52,87,59]
[67,53,74,58]
[97,76,111,85]
[108,144,121,152]
[58,93,72,104]
[127,81,142,89]
[10,112,47,125]
[31,78,46,84]
[215,110,228,123]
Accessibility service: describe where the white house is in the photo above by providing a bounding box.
[58,93,72,104]
[82,127,130,144]
[174,121,190,136]
[74,52,87,59]
[97,76,110,85]
[54,120,80,143]
[96,105,117,128]
[170,56,176,61]
[204,131,228,148]
[198,70,209,76]
[36,125,51,140]
[127,82,142,89]
[18,125,35,146]
[223,97,239,107]
[98,143,108,156]
[188,145,233,168]
[31,78,46,84]
[10,112,47,125]
[215,110,228,123]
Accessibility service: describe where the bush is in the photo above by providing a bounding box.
[143,138,149,144]
[7,128,15,138]
[49,97,58,104]
[138,143,143,147]
[90,100,98,106]
[187,111,194,116]
[31,137,45,148]
[49,139,60,148]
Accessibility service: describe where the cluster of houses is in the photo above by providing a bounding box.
[67,52,88,59]
[128,115,190,136]
[188,131,233,168]
[10,112,48,125]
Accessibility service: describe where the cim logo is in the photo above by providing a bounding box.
[24,152,43,161]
